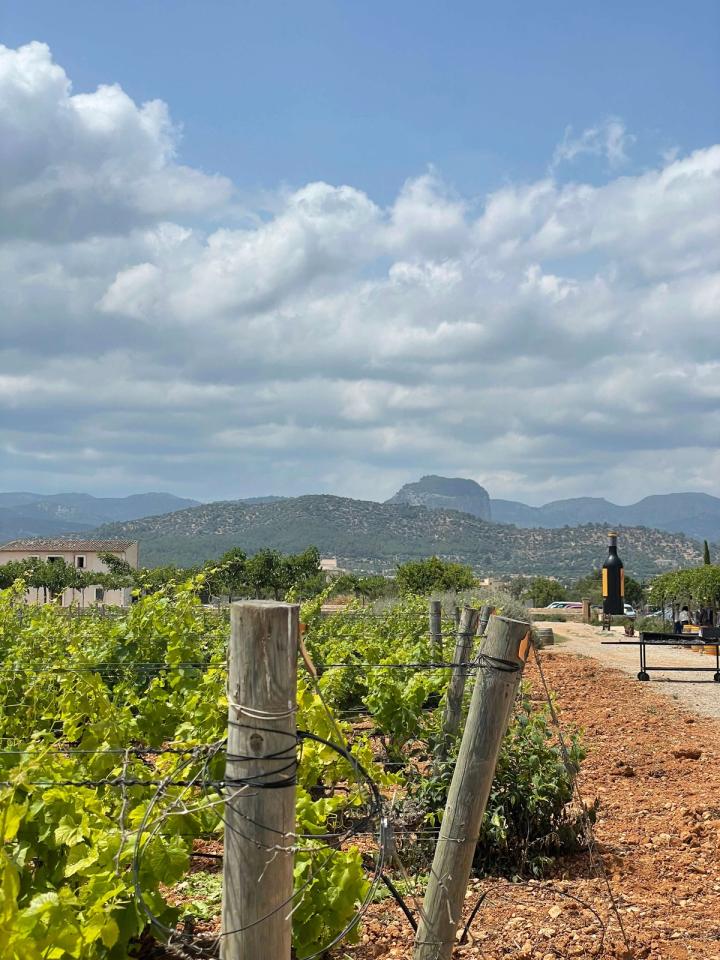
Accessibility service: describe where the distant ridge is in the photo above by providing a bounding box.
[384,477,720,542]
[94,494,708,578]
[489,492,720,542]
[0,492,200,542]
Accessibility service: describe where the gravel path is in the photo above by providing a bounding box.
[550,620,720,720]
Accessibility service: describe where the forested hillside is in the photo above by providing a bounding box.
[96,494,707,577]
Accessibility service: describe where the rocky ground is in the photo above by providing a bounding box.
[336,648,720,960]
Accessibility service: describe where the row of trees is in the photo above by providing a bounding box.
[0,547,329,604]
[0,557,108,601]
[648,565,720,612]
[5,547,716,612]
[0,551,486,607]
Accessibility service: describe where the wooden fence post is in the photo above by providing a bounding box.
[437,606,480,759]
[476,604,494,644]
[414,615,531,960]
[429,599,443,661]
[222,601,299,960]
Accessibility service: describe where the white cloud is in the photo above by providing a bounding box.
[0,42,232,241]
[551,117,635,171]
[1,43,719,505]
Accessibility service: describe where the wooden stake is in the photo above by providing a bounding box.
[429,599,443,661]
[414,615,531,960]
[438,606,480,756]
[222,601,298,960]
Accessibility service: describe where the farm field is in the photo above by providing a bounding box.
[2,579,720,959]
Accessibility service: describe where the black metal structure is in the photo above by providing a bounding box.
[602,630,720,682]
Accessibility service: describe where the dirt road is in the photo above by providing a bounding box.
[551,621,720,720]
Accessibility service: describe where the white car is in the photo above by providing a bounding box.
[624,603,637,619]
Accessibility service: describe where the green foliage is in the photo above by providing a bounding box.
[649,565,720,608]
[523,577,566,608]
[305,595,449,759]
[567,569,602,605]
[635,615,666,633]
[704,540,712,565]
[623,574,645,607]
[0,578,372,959]
[411,689,589,877]
[331,573,392,604]
[396,557,475,595]
[507,576,530,600]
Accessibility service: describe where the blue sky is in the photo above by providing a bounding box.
[0,4,719,505]
[4,1,719,201]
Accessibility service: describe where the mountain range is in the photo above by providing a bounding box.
[93,494,708,579]
[1,480,718,579]
[0,492,199,542]
[390,476,720,543]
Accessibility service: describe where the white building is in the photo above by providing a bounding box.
[0,538,139,607]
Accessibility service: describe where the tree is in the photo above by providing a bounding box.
[0,560,29,590]
[567,569,602,605]
[331,573,390,604]
[704,540,712,565]
[649,565,720,614]
[523,576,566,608]
[26,557,75,602]
[205,548,248,600]
[623,574,645,608]
[395,557,475,595]
[507,576,530,600]
[98,552,134,578]
[244,546,323,600]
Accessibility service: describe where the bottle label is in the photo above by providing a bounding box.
[620,569,624,597]
[602,569,608,596]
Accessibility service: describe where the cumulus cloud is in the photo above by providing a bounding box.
[1,42,719,505]
[0,42,232,241]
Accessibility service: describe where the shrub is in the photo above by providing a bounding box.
[408,689,591,877]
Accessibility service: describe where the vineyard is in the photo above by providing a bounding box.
[0,577,591,959]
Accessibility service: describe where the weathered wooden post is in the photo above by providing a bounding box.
[439,606,480,749]
[429,599,443,662]
[222,601,299,960]
[414,615,531,960]
[475,604,494,644]
[582,597,591,623]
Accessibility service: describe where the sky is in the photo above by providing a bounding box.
[1,1,719,506]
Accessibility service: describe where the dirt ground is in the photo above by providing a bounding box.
[336,645,720,960]
[551,622,720,720]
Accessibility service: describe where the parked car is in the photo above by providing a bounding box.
[546,601,568,608]
[590,603,637,618]
[649,608,673,620]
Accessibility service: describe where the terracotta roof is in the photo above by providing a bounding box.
[0,538,136,552]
